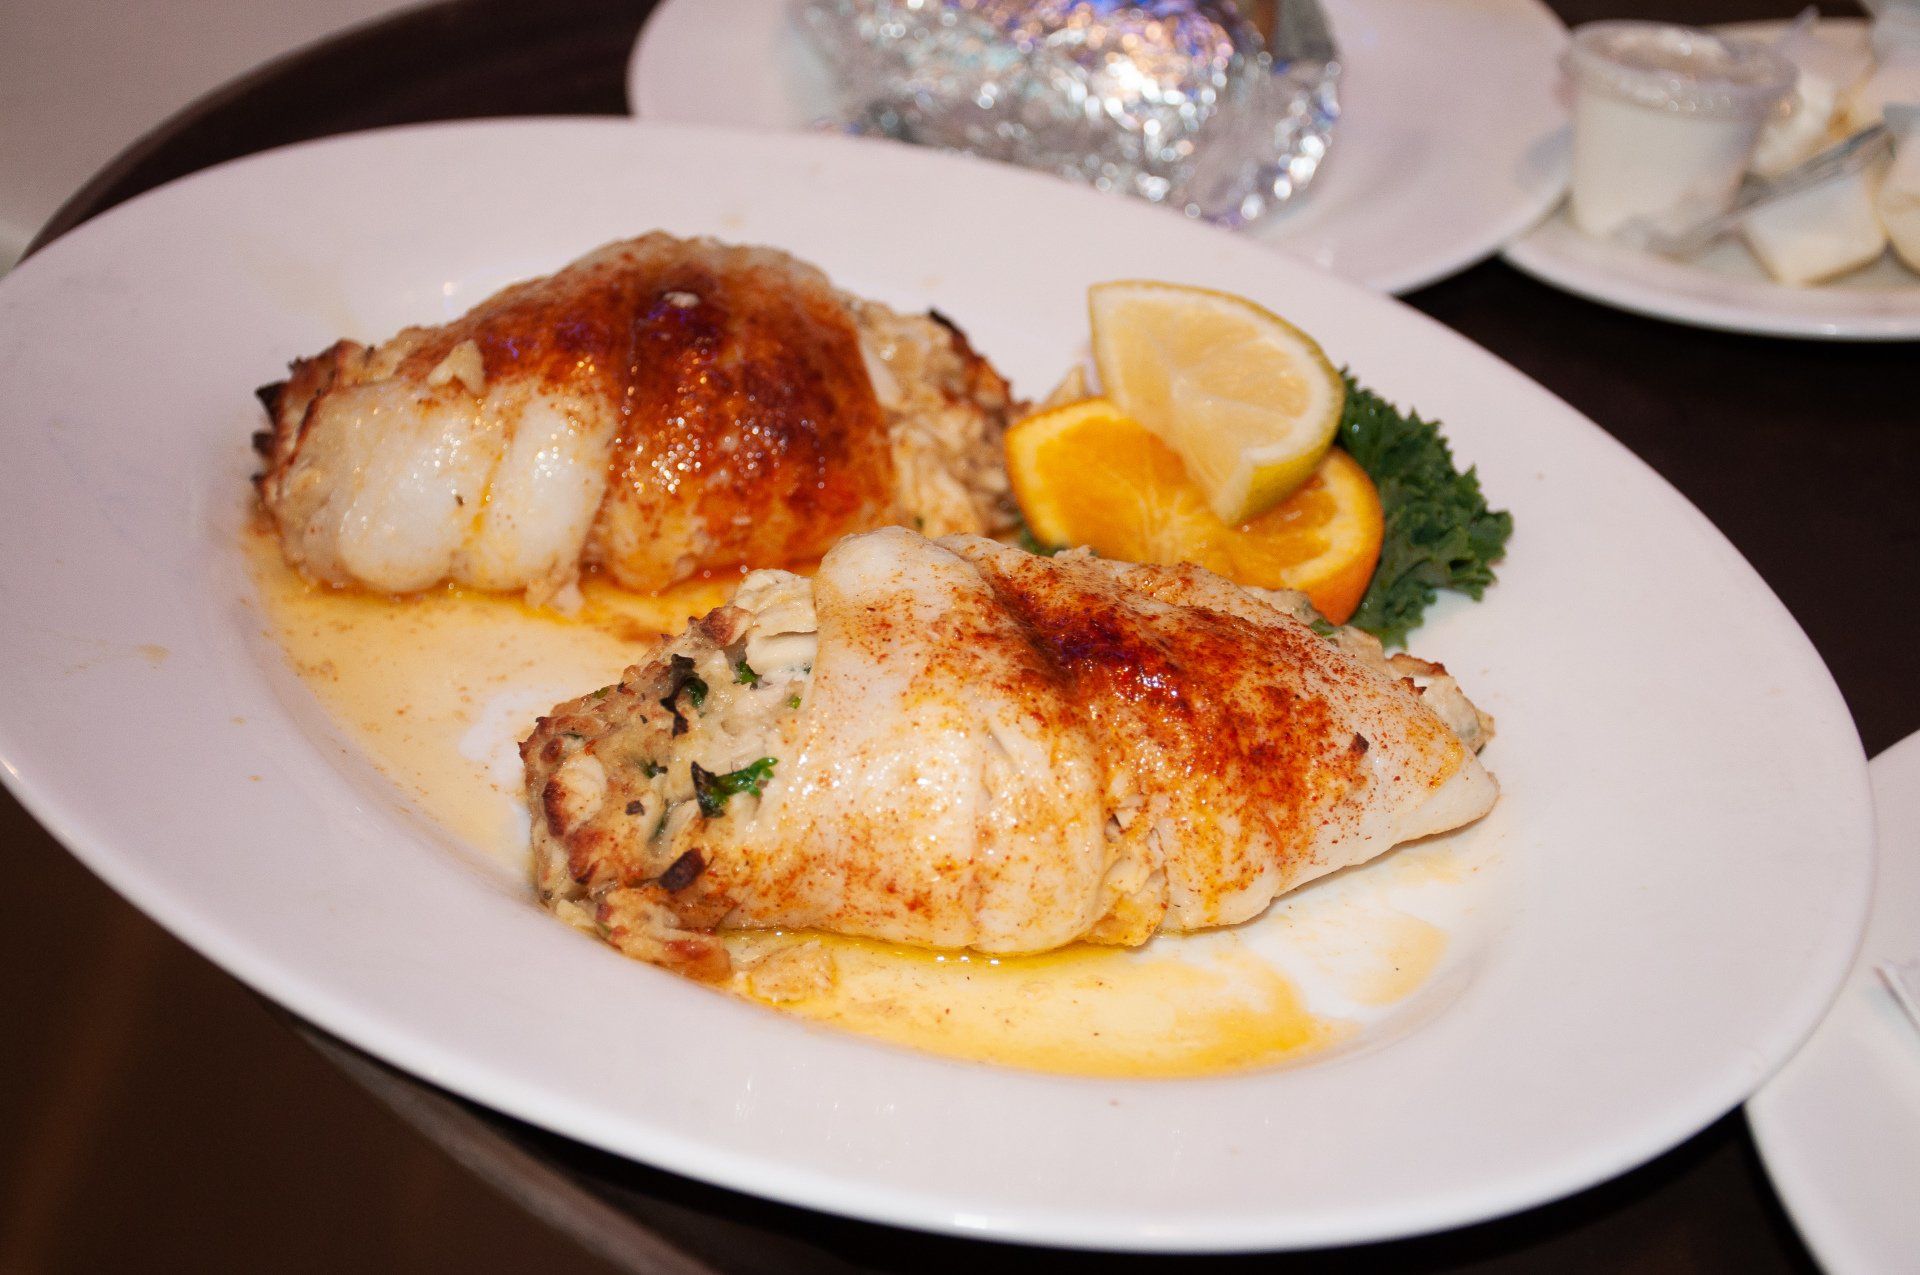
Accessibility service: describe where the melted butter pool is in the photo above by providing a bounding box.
[249,526,1473,1079]
[247,526,733,861]
[727,930,1348,1077]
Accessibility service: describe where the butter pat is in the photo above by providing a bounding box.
[1743,167,1889,284]
[1846,50,1920,128]
[1877,104,1920,271]
[1845,0,1920,128]
[1751,13,1874,177]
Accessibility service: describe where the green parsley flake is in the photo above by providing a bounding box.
[691,758,778,817]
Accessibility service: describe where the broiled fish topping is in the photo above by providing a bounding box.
[525,529,1497,980]
[256,233,1019,604]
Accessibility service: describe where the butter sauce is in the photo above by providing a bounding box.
[728,930,1347,1077]
[249,526,1460,1078]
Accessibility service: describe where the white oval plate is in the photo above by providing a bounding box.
[0,119,1871,1251]
[1502,20,1920,342]
[1749,729,1920,1274]
[627,0,1569,296]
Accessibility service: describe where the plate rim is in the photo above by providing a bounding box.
[0,115,1876,1251]
[1747,729,1920,1275]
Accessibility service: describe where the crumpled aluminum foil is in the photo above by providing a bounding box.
[794,0,1341,228]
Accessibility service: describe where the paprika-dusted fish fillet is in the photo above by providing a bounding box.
[255,234,1016,602]
[524,527,1497,980]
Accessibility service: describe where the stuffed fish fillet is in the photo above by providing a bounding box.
[255,234,1016,602]
[524,527,1497,979]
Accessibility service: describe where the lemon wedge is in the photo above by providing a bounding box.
[1090,281,1345,525]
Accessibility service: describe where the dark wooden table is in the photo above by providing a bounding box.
[9,0,1915,1270]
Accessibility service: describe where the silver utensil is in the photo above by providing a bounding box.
[1625,123,1891,259]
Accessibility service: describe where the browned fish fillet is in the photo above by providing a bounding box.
[256,234,1017,602]
[524,528,1497,980]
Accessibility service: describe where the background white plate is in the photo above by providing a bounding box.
[0,119,1872,1251]
[1502,19,1920,342]
[627,0,1569,295]
[1749,729,1920,1274]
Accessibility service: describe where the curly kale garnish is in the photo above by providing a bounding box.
[1337,375,1512,648]
[690,757,778,817]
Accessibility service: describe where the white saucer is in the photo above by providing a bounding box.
[1502,20,1920,341]
[626,0,1570,295]
[1748,729,1920,1274]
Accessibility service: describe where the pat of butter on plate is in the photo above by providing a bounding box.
[1877,103,1920,270]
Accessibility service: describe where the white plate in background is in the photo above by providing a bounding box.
[1749,730,1920,1274]
[0,119,1872,1251]
[627,0,1570,295]
[1502,19,1920,341]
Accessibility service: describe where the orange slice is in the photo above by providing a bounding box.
[1008,397,1383,624]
